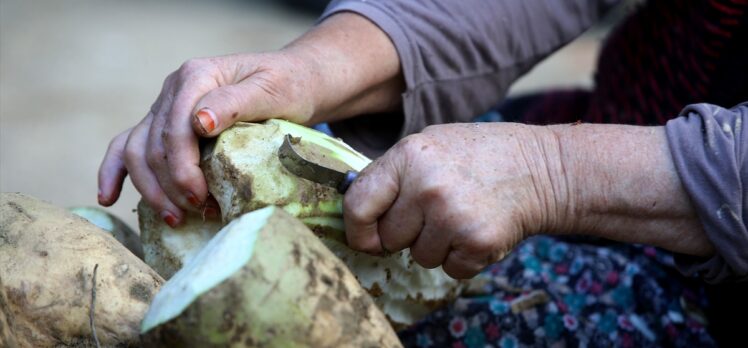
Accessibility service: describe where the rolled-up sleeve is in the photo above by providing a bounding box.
[666,102,748,283]
[320,0,619,155]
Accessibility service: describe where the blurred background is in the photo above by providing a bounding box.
[0,0,611,231]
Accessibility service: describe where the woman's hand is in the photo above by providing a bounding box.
[344,122,713,279]
[98,13,403,226]
[343,123,569,279]
[98,52,319,227]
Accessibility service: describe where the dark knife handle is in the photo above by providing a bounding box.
[337,170,358,194]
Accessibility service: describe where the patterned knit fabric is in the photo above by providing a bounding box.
[399,237,715,347]
[521,0,748,126]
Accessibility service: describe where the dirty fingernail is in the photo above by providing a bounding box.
[203,197,220,218]
[204,206,220,219]
[194,108,217,134]
[161,210,179,228]
[186,191,201,207]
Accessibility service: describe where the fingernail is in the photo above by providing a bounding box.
[186,191,201,207]
[203,197,220,218]
[194,108,217,134]
[97,189,104,203]
[161,210,179,228]
[204,206,220,219]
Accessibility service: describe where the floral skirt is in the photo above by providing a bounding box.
[397,236,716,347]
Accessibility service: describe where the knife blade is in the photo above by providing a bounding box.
[278,134,358,193]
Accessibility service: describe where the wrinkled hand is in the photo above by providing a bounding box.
[98,13,403,227]
[344,123,568,279]
[98,52,318,226]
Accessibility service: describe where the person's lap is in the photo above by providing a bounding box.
[318,91,718,347]
[397,235,715,347]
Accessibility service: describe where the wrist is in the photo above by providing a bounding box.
[283,12,404,124]
[501,124,573,238]
[549,124,713,256]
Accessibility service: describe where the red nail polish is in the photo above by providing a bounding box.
[186,192,201,207]
[204,206,220,218]
[161,211,179,228]
[194,108,217,134]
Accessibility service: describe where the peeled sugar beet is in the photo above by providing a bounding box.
[140,206,401,348]
[0,193,164,347]
[140,119,464,327]
[140,201,224,278]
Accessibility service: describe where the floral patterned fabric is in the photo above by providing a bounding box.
[398,236,716,347]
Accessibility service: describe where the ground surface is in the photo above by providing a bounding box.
[0,0,606,231]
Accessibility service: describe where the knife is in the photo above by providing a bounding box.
[278,134,359,194]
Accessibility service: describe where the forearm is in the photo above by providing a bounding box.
[537,124,714,257]
[284,12,404,124]
[321,0,620,134]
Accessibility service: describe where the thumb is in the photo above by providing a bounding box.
[191,83,281,137]
[343,154,402,254]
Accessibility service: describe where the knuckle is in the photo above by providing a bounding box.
[116,128,131,141]
[344,231,377,254]
[410,249,440,269]
[159,72,177,92]
[444,266,474,280]
[145,149,165,169]
[418,183,449,206]
[148,101,161,116]
[463,222,500,250]
[179,58,205,74]
[177,62,203,84]
[159,128,175,147]
[346,237,369,253]
[343,206,367,226]
[161,129,187,155]
[379,235,405,254]
[179,58,220,83]
[470,230,509,264]
[444,257,481,279]
[123,142,141,166]
[107,135,124,153]
[442,260,462,278]
[395,133,428,154]
[343,198,367,225]
[466,236,497,259]
[393,133,437,169]
[164,71,177,84]
[170,169,195,191]
[443,266,461,279]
